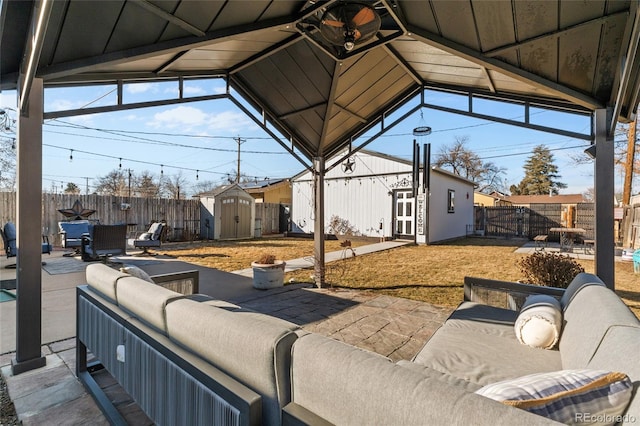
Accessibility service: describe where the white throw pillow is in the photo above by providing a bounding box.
[514,294,562,349]
[476,369,633,425]
[120,265,154,283]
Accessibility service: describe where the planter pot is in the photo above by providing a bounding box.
[251,260,286,289]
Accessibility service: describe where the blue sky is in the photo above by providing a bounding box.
[0,79,617,197]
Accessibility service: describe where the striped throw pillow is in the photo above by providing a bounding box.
[476,370,633,425]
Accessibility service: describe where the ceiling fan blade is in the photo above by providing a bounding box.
[322,19,345,28]
[351,7,375,26]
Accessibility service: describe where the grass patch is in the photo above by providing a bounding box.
[159,236,640,317]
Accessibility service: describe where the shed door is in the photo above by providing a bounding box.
[237,198,251,238]
[394,190,415,239]
[220,196,252,239]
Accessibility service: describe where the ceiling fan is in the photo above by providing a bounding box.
[319,2,381,52]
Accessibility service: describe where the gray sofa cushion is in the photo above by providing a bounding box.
[290,333,559,425]
[396,360,483,392]
[86,263,130,303]
[116,276,184,333]
[560,285,640,369]
[560,272,605,310]
[165,299,299,426]
[587,326,640,425]
[413,326,561,385]
[445,302,518,338]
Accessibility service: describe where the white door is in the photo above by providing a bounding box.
[394,190,414,238]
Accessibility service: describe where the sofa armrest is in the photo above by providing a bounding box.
[464,276,565,311]
[282,403,334,426]
[150,270,199,294]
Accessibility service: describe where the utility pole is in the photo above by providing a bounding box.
[622,119,637,205]
[235,136,246,183]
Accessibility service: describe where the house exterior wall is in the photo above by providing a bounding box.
[291,151,412,238]
[428,172,475,243]
[263,184,291,204]
[291,151,475,243]
[474,192,498,206]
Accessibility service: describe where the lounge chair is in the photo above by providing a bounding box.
[1,222,52,268]
[131,222,165,256]
[81,224,127,262]
[59,220,92,256]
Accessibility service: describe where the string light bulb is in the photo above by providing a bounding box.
[196,170,199,180]
[160,164,164,175]
[69,149,74,162]
[119,158,122,169]
[11,139,16,150]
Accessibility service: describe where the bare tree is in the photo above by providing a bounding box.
[434,136,507,193]
[136,170,160,198]
[163,171,189,199]
[94,169,128,196]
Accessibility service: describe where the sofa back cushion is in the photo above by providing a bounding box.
[116,276,183,333]
[289,333,558,425]
[587,326,640,425]
[560,272,605,310]
[165,299,299,426]
[86,263,130,303]
[561,285,640,369]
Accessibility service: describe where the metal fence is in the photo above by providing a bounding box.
[477,203,594,240]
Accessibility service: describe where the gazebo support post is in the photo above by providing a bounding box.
[593,108,615,290]
[313,156,326,288]
[12,78,46,375]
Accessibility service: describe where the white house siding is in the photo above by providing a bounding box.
[428,171,475,242]
[291,150,475,243]
[291,151,412,238]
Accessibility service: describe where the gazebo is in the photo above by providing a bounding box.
[1,0,639,374]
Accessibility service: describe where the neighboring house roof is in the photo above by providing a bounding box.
[198,183,248,198]
[503,194,586,204]
[239,178,290,193]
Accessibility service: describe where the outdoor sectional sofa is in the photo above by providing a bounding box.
[77,264,640,425]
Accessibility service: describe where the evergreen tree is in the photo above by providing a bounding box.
[64,182,81,194]
[510,145,566,195]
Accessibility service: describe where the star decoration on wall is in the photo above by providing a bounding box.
[341,158,355,174]
[58,199,96,220]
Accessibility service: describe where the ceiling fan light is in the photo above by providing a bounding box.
[344,31,356,51]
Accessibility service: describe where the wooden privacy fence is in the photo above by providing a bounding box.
[476,203,595,240]
[0,192,200,246]
[622,204,640,248]
[254,203,281,235]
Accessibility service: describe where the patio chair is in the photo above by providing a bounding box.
[1,222,52,268]
[131,221,166,256]
[81,224,127,262]
[59,220,91,257]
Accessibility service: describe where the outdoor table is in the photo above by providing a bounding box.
[549,227,586,252]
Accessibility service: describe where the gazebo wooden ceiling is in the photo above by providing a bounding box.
[2,0,639,158]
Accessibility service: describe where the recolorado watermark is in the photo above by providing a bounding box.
[575,413,637,424]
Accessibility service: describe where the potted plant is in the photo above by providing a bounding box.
[251,253,286,289]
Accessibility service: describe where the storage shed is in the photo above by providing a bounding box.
[291,150,475,243]
[199,184,255,240]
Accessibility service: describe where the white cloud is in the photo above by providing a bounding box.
[126,83,156,94]
[0,92,17,109]
[148,105,209,129]
[208,110,256,133]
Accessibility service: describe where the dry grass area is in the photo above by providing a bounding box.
[160,237,639,317]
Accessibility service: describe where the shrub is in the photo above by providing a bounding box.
[518,252,585,289]
[256,253,276,264]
